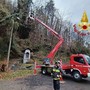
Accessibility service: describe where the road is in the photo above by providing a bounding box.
[0,74,90,90]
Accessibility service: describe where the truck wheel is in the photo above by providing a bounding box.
[41,68,47,75]
[72,71,82,81]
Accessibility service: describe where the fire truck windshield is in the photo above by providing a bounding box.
[84,55,90,65]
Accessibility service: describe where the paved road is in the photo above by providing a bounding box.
[0,74,90,90]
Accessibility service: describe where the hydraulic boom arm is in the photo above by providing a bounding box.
[29,16,64,64]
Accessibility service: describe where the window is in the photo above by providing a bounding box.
[74,57,85,64]
[84,55,90,65]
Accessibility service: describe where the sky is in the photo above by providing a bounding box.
[33,0,90,24]
[53,0,90,24]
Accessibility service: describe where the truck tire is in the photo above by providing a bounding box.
[41,68,47,75]
[72,71,82,81]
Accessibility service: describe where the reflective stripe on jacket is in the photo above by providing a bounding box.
[52,68,61,80]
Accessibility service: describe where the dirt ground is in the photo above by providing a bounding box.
[0,74,90,90]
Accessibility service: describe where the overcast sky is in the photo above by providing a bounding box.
[53,0,90,24]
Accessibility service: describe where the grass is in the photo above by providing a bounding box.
[0,69,33,80]
[20,63,33,68]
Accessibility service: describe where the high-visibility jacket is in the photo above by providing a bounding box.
[52,67,61,80]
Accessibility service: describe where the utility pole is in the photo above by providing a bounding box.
[6,18,14,69]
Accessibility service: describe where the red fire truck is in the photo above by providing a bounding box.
[62,54,90,81]
[29,15,90,81]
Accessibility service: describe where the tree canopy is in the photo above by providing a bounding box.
[0,0,90,60]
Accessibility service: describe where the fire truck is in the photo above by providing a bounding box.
[29,15,90,81]
[62,54,90,81]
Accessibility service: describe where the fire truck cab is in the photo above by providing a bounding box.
[62,54,90,81]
